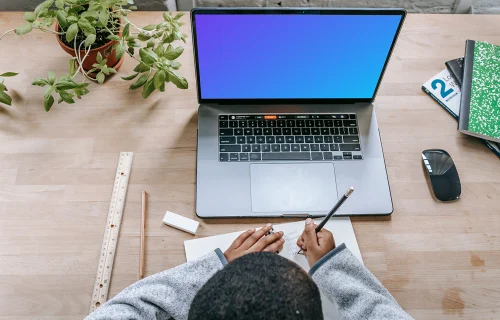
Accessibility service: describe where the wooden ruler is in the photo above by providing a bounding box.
[89,152,134,314]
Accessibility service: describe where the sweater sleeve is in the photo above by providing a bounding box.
[86,249,228,320]
[309,244,414,320]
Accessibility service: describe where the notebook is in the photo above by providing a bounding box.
[445,57,464,86]
[184,217,362,320]
[459,40,500,143]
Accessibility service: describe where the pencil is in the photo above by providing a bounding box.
[297,187,354,254]
[139,191,147,279]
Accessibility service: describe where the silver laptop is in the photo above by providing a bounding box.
[192,8,406,218]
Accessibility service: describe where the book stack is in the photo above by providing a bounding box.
[422,40,500,158]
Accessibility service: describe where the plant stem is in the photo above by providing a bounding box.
[37,27,65,35]
[73,37,97,82]
[0,28,16,40]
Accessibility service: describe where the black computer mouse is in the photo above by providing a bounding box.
[422,149,461,201]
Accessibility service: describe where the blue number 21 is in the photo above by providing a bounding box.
[431,79,453,98]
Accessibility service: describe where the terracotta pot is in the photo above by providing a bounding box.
[55,22,123,72]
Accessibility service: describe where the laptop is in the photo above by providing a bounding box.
[191,8,406,218]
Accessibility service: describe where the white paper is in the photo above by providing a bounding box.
[184,217,362,320]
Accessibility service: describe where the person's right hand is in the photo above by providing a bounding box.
[296,218,335,267]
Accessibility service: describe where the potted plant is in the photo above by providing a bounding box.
[0,72,18,106]
[0,0,188,111]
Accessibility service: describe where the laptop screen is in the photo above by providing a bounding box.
[192,10,405,102]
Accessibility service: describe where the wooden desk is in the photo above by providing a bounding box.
[0,12,499,319]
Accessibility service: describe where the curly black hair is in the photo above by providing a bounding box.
[189,252,323,320]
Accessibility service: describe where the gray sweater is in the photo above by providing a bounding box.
[86,244,413,320]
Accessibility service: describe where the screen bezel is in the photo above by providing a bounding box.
[191,8,406,104]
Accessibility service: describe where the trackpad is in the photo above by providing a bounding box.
[250,163,338,213]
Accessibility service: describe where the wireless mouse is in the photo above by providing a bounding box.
[422,149,461,201]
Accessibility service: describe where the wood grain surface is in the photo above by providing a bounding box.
[1,12,499,319]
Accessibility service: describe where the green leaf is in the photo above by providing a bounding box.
[15,23,33,35]
[134,63,150,73]
[55,0,64,9]
[128,5,137,10]
[24,12,36,23]
[165,45,184,60]
[96,72,105,84]
[32,78,48,87]
[121,73,139,81]
[129,74,148,90]
[166,69,188,89]
[162,33,174,44]
[0,92,12,106]
[96,52,103,64]
[154,70,165,90]
[0,72,18,77]
[55,80,78,90]
[173,12,185,20]
[108,68,117,74]
[85,34,96,47]
[170,61,181,70]
[139,48,156,65]
[56,10,68,28]
[98,10,108,26]
[66,23,79,42]
[101,66,110,76]
[107,34,121,41]
[128,47,135,55]
[78,18,95,36]
[47,72,56,85]
[142,78,155,99]
[137,33,151,41]
[147,41,155,48]
[44,86,54,98]
[59,91,75,104]
[159,81,165,92]
[142,24,156,31]
[162,12,172,22]
[67,16,78,23]
[0,83,6,91]
[115,43,125,60]
[44,94,55,112]
[69,58,77,77]
[123,23,130,38]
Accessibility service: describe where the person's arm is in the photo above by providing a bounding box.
[297,219,413,320]
[85,249,227,320]
[86,223,284,320]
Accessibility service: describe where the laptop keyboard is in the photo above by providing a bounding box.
[218,114,362,162]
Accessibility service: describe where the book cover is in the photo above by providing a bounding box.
[445,57,464,86]
[422,68,500,158]
[459,40,500,143]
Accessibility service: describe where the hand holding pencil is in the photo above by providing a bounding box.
[296,218,336,267]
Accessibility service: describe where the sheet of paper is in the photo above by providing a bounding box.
[184,217,362,320]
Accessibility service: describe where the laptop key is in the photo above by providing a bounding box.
[285,136,294,143]
[219,115,228,120]
[334,120,342,127]
[315,120,324,127]
[266,136,275,144]
[305,136,314,143]
[353,155,363,160]
[321,128,329,135]
[262,144,271,152]
[287,120,296,127]
[314,136,323,143]
[239,121,248,128]
[271,144,281,152]
[277,120,286,127]
[252,145,261,152]
[268,121,276,127]
[282,144,290,151]
[344,155,353,160]
[220,129,233,136]
[297,120,305,127]
[229,121,238,128]
[219,121,229,128]
[264,128,272,135]
[350,114,357,119]
[250,153,262,161]
[334,136,343,143]
[330,128,339,135]
[301,144,310,151]
[323,152,333,160]
[343,120,357,127]
[237,136,246,144]
[249,120,257,127]
[254,128,263,135]
[256,136,265,143]
[312,128,320,135]
[340,144,361,151]
[273,128,282,135]
[340,128,349,135]
[306,120,314,127]
[220,153,229,161]
[349,127,358,135]
[330,144,339,151]
[262,152,310,161]
[334,155,343,160]
[292,128,301,135]
[276,136,285,143]
[242,145,251,152]
[343,152,352,156]
[220,145,241,152]
[234,129,244,136]
[283,128,292,135]
[258,120,267,127]
[325,120,333,127]
[310,144,319,151]
[301,128,311,135]
[244,128,253,135]
[240,153,249,161]
[247,136,256,144]
[311,152,323,160]
[220,137,236,144]
[343,135,359,143]
[230,153,239,161]
[320,144,329,151]
[291,144,300,151]
[295,136,304,143]
[324,136,333,143]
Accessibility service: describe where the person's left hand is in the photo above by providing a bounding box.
[224,223,285,263]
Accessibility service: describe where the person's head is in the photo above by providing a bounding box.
[188,252,323,320]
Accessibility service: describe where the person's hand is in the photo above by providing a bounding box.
[296,218,335,267]
[224,223,285,263]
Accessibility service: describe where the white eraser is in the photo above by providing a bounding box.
[163,211,199,235]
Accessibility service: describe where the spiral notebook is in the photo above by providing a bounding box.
[184,217,362,320]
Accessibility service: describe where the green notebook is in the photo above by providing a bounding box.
[459,40,500,143]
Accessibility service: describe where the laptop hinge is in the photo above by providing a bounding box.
[281,213,310,218]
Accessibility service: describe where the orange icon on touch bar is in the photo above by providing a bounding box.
[264,115,277,120]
